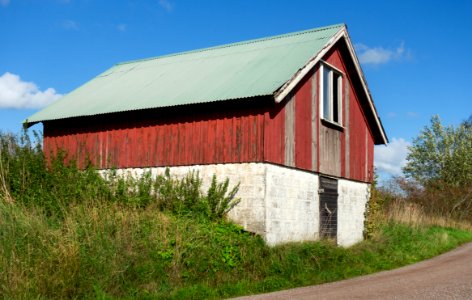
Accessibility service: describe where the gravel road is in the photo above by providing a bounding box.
[234,242,472,300]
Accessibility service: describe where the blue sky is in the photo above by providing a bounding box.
[1,0,471,180]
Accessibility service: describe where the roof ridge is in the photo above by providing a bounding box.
[115,23,345,66]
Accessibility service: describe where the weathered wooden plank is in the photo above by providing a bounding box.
[319,124,341,177]
[344,81,350,178]
[284,94,295,167]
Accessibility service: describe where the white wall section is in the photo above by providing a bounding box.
[106,163,369,247]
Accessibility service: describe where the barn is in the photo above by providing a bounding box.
[26,24,388,247]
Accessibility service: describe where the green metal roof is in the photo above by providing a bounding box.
[26,24,344,124]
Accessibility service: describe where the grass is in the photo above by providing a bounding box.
[1,132,472,299]
[1,198,471,299]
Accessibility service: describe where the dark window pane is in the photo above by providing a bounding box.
[333,74,338,123]
[323,67,330,120]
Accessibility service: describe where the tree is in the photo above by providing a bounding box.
[403,115,472,187]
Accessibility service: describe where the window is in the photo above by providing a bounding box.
[320,63,342,125]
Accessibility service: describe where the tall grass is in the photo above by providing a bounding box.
[365,175,472,236]
[2,199,471,299]
[1,132,472,299]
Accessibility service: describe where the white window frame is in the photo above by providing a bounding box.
[320,62,343,126]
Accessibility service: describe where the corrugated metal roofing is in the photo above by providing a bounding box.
[26,24,344,124]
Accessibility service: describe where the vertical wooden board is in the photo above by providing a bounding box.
[181,119,195,164]
[141,124,147,167]
[284,95,295,167]
[111,127,116,168]
[223,116,234,162]
[344,81,350,178]
[319,126,341,177]
[121,129,128,168]
[159,123,166,166]
[208,117,217,163]
[177,120,184,165]
[116,129,122,168]
[254,113,263,161]
[107,129,113,168]
[244,114,251,162]
[311,69,318,172]
[171,122,177,165]
[244,114,251,161]
[133,125,141,168]
[163,123,171,166]
[233,115,241,162]
[295,74,312,170]
[215,115,223,162]
[257,113,265,161]
[193,119,199,164]
[349,88,368,182]
[104,127,110,168]
[193,119,200,164]
[154,123,162,166]
[167,123,174,166]
[178,121,185,166]
[275,103,285,165]
[237,114,245,162]
[200,119,207,164]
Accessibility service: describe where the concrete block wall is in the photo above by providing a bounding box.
[264,164,319,245]
[106,163,370,247]
[337,179,370,246]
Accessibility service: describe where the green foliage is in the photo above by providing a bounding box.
[2,130,472,298]
[204,175,240,220]
[402,115,472,221]
[0,131,240,221]
[403,115,472,186]
[2,199,471,299]
[364,173,395,239]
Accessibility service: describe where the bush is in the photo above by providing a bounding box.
[0,131,240,221]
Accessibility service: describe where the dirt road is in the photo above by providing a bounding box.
[234,242,472,299]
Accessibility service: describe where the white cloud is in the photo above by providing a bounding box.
[355,42,407,65]
[374,138,410,177]
[62,19,79,31]
[159,0,173,12]
[0,0,10,6]
[0,72,62,109]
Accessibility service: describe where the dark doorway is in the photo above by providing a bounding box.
[319,176,338,239]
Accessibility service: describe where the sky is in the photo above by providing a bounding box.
[1,0,471,181]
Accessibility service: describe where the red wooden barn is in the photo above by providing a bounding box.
[27,24,388,246]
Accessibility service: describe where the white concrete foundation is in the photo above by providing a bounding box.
[106,163,370,247]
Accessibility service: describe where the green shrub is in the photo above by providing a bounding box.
[0,131,240,222]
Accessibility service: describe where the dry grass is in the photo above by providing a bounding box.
[386,200,472,231]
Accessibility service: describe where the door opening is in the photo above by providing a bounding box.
[319,176,338,239]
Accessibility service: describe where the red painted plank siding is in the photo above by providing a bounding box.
[44,102,266,169]
[263,102,285,165]
[294,73,312,171]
